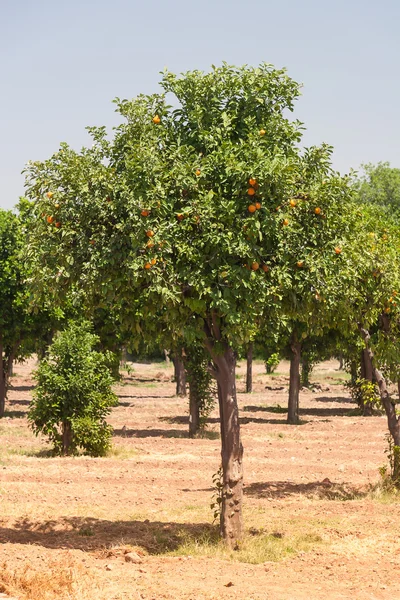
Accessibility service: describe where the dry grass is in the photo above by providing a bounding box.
[0,556,103,600]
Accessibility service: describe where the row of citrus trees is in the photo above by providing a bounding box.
[2,63,400,546]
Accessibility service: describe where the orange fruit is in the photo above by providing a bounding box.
[146,240,155,248]
[150,258,157,265]
[255,202,261,210]
[314,207,321,215]
[259,129,266,136]
[248,204,257,213]
[289,199,297,207]
[297,261,304,267]
[141,210,150,217]
[262,264,269,272]
[385,307,391,314]
[177,213,184,221]
[89,240,95,245]
[55,222,61,228]
[46,192,53,199]
[248,187,256,196]
[251,261,259,271]
[249,178,257,187]
[144,263,152,270]
[47,216,54,224]
[283,218,289,226]
[152,115,161,124]
[335,247,342,255]
[275,205,281,211]
[55,203,60,209]
[146,230,154,237]
[195,169,201,176]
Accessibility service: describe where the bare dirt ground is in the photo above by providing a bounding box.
[0,358,399,600]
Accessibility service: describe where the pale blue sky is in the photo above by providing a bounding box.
[1,0,399,209]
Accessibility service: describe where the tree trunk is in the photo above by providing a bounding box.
[61,421,73,456]
[360,349,374,416]
[213,347,243,547]
[188,381,200,438]
[173,354,187,397]
[300,355,311,388]
[164,349,170,364]
[287,338,301,424]
[0,340,5,418]
[245,343,253,393]
[360,328,400,480]
[338,352,344,370]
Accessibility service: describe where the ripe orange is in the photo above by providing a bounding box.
[335,247,342,254]
[251,261,259,271]
[259,129,266,136]
[248,204,257,213]
[262,264,269,272]
[255,202,261,210]
[152,115,161,124]
[297,261,304,267]
[289,199,297,207]
[146,230,154,237]
[249,178,257,187]
[177,213,184,221]
[314,207,321,215]
[55,222,61,228]
[384,307,391,314]
[46,192,53,199]
[144,263,152,270]
[146,240,155,248]
[283,218,289,226]
[89,240,95,245]
[141,210,150,217]
[248,187,256,196]
[195,169,201,176]
[47,216,54,224]
[150,258,157,265]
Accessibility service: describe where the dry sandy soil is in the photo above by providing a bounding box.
[0,358,399,600]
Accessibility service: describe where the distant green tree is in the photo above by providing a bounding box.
[355,162,400,215]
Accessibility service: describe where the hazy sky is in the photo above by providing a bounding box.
[1,0,399,210]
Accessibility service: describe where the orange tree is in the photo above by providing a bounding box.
[24,64,359,544]
[340,201,400,482]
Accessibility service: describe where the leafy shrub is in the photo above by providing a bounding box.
[28,321,118,456]
[265,353,280,374]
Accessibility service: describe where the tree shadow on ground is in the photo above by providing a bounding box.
[2,410,26,419]
[160,414,290,427]
[8,385,34,392]
[7,399,30,406]
[121,376,171,384]
[314,396,354,405]
[113,427,189,439]
[243,404,356,418]
[117,395,176,404]
[0,516,217,554]
[244,480,367,501]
